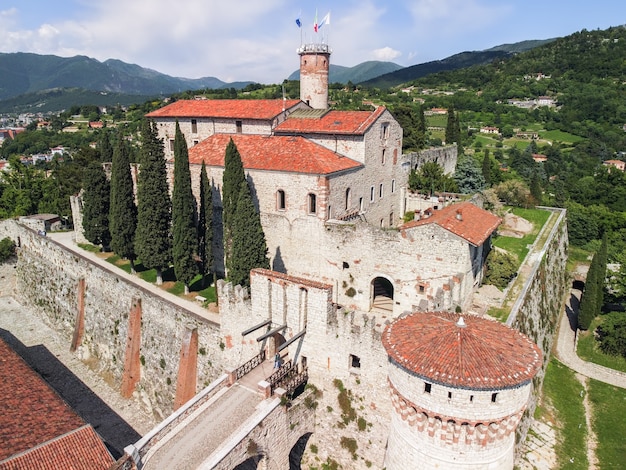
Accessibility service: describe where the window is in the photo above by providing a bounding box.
[391,179,396,193]
[345,188,351,210]
[382,149,386,164]
[491,392,498,403]
[470,395,474,403]
[381,122,389,139]
[389,212,394,226]
[424,382,432,393]
[308,193,317,214]
[193,140,199,146]
[191,119,197,134]
[169,139,175,151]
[349,354,361,369]
[277,190,286,210]
[448,391,452,399]
[359,197,363,212]
[236,120,242,133]
[419,284,425,293]
[370,186,375,202]
[379,183,384,198]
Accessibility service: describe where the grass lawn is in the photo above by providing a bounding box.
[492,206,551,265]
[539,129,585,145]
[76,246,219,307]
[535,358,588,469]
[577,316,626,374]
[425,114,447,127]
[567,246,592,273]
[588,378,626,468]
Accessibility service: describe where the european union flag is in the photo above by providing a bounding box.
[295,18,302,28]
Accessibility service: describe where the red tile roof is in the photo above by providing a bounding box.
[382,312,542,390]
[0,425,114,470]
[188,134,362,175]
[0,338,85,461]
[145,99,302,120]
[401,201,501,246]
[274,107,387,135]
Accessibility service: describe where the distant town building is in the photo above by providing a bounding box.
[480,126,500,135]
[532,153,548,163]
[603,159,626,171]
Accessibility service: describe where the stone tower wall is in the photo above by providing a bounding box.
[299,47,330,109]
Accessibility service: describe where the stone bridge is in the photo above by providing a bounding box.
[120,354,315,470]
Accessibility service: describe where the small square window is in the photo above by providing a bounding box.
[448,391,452,399]
[424,382,432,393]
[350,354,361,369]
[491,392,498,403]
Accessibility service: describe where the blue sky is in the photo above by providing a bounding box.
[1,1,625,84]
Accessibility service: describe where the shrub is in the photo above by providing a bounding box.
[0,237,16,262]
[340,436,358,459]
[484,249,517,289]
[596,311,626,358]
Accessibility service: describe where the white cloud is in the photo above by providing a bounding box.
[371,47,401,61]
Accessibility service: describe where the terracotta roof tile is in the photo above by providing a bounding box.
[274,107,387,135]
[0,425,114,470]
[188,134,362,175]
[401,201,501,246]
[0,338,85,461]
[382,312,542,390]
[145,99,302,120]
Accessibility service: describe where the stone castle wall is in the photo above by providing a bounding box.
[0,220,223,420]
[507,208,569,450]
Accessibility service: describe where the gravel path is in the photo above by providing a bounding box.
[554,288,626,389]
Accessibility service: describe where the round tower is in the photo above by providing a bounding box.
[381,312,542,470]
[298,43,331,109]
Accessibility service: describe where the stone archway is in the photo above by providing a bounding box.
[288,432,312,469]
[371,277,394,312]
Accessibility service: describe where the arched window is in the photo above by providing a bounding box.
[308,193,317,214]
[277,190,286,210]
[345,188,351,210]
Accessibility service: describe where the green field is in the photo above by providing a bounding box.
[535,358,588,469]
[588,378,626,468]
[492,207,551,264]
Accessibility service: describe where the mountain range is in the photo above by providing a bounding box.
[0,38,555,114]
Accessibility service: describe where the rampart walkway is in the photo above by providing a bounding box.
[554,288,626,389]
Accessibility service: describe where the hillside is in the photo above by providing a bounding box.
[361,39,556,89]
[288,60,404,84]
[0,52,251,101]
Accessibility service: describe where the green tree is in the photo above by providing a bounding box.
[445,106,458,146]
[454,156,485,194]
[597,311,626,358]
[481,150,492,187]
[135,120,172,285]
[408,161,457,194]
[99,130,113,163]
[109,131,137,272]
[0,237,16,262]
[484,249,517,289]
[530,170,543,204]
[229,180,270,288]
[198,161,214,287]
[171,122,197,293]
[82,162,111,248]
[222,138,246,276]
[579,250,601,330]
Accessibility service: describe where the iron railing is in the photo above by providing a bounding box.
[235,350,266,380]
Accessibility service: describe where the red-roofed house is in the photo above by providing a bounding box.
[0,338,113,469]
[603,159,625,171]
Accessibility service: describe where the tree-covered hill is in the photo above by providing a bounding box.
[0,52,252,101]
[288,60,404,84]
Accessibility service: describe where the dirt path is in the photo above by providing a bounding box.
[575,374,598,469]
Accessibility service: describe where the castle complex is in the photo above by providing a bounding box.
[0,34,563,470]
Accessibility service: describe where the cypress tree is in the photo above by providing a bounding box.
[82,162,111,249]
[482,150,492,187]
[171,122,197,294]
[135,120,172,285]
[445,106,457,146]
[99,130,113,162]
[198,161,214,287]
[596,232,608,314]
[230,179,270,288]
[222,138,246,276]
[578,251,599,330]
[109,130,137,272]
[530,170,542,204]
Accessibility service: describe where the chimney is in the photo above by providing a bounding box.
[456,209,462,221]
